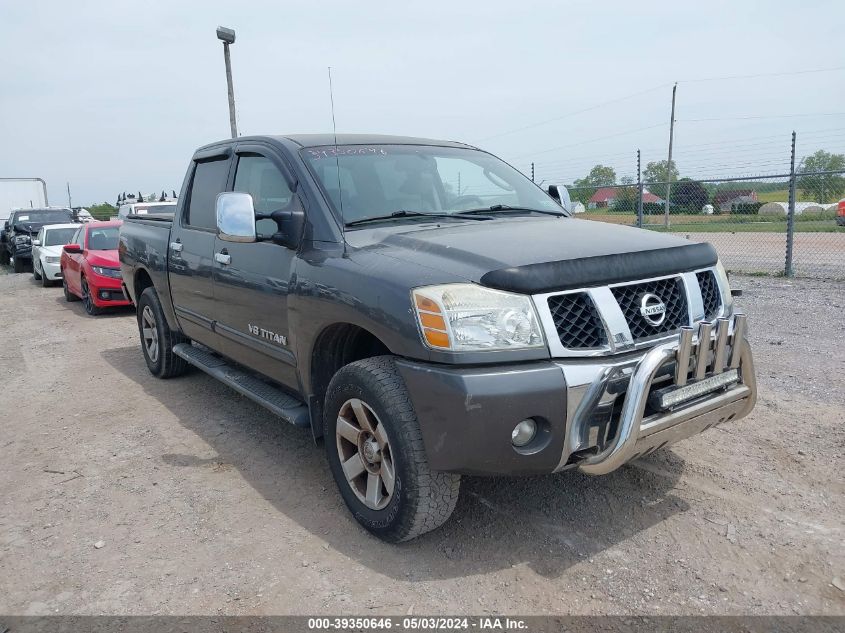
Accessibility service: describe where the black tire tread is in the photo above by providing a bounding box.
[138,287,190,379]
[326,356,460,542]
[63,275,80,302]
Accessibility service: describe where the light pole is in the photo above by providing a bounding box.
[216,26,238,139]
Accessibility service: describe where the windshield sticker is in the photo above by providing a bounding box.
[307,147,388,160]
[18,215,29,221]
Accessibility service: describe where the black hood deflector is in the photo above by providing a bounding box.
[480,242,718,294]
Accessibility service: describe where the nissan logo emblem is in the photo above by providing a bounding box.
[639,293,667,326]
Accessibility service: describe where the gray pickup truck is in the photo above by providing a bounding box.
[119,134,757,542]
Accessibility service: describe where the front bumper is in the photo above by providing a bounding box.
[12,245,32,260]
[41,260,63,280]
[89,276,131,307]
[397,313,756,476]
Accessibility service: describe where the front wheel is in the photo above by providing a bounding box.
[63,274,80,302]
[33,260,42,281]
[81,277,102,315]
[324,356,461,542]
[137,287,189,378]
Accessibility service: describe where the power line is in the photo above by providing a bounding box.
[474,83,671,143]
[510,123,667,159]
[682,112,845,122]
[679,66,845,83]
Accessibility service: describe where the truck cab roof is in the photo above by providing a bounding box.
[195,134,478,154]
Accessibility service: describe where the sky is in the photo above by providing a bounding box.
[2,0,844,207]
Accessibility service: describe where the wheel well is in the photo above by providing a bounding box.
[134,268,154,299]
[309,324,391,437]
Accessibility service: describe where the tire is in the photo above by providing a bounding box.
[81,277,102,315]
[33,260,42,281]
[324,356,461,542]
[41,269,51,287]
[0,250,9,265]
[13,257,25,273]
[63,274,80,302]
[137,287,189,378]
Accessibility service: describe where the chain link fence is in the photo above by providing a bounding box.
[566,170,845,279]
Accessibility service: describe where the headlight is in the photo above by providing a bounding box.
[91,266,122,279]
[45,256,60,264]
[412,284,545,351]
[14,235,30,244]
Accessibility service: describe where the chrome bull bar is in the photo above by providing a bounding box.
[577,312,756,475]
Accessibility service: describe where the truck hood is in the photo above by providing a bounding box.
[13,222,52,235]
[344,216,717,293]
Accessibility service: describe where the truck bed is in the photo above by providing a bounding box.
[119,213,173,307]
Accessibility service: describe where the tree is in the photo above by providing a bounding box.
[87,202,116,220]
[671,178,708,212]
[642,159,679,201]
[611,176,638,213]
[571,164,617,205]
[642,159,679,185]
[798,150,845,203]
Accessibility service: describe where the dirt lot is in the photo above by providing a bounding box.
[0,270,843,616]
[682,232,845,279]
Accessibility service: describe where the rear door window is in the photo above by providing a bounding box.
[185,158,231,230]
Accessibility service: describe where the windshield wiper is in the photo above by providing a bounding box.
[462,204,565,217]
[345,210,492,227]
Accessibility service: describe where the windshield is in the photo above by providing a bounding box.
[44,227,78,246]
[86,226,119,250]
[301,145,563,226]
[13,209,73,225]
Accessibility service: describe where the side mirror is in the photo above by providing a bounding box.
[32,239,41,247]
[63,244,82,254]
[265,207,305,249]
[547,185,572,214]
[216,192,256,243]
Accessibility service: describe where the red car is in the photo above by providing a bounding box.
[61,220,131,315]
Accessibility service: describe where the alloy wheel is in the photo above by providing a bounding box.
[141,305,159,363]
[335,398,396,510]
[81,278,93,313]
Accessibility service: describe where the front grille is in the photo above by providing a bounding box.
[547,292,607,349]
[696,270,721,320]
[611,277,689,340]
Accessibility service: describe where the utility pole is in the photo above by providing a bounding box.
[216,27,238,139]
[66,182,72,209]
[664,82,677,228]
[531,162,535,182]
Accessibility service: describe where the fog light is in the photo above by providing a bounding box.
[511,419,537,447]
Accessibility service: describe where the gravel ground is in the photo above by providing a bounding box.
[0,269,843,616]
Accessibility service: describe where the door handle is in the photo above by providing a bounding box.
[170,241,183,253]
[214,252,231,265]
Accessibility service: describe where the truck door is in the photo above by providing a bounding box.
[211,149,299,389]
[169,153,232,349]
